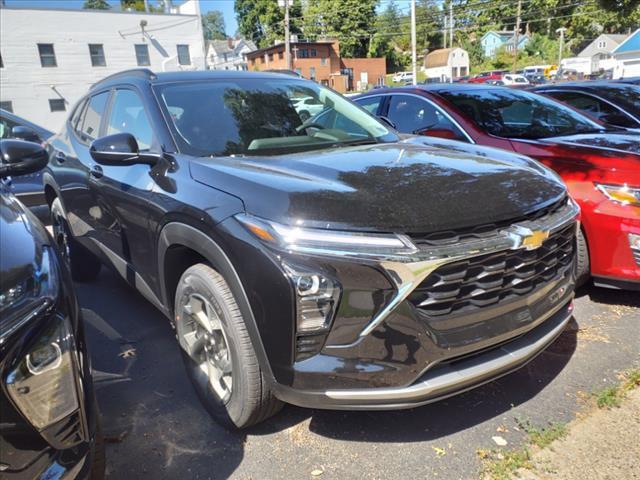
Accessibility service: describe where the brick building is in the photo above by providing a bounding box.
[245,40,386,93]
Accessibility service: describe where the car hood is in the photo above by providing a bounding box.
[190,142,566,233]
[0,190,50,294]
[540,132,640,155]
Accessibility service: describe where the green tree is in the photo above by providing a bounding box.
[202,10,227,41]
[235,0,302,48]
[121,0,145,11]
[369,1,404,70]
[300,0,377,58]
[83,0,110,9]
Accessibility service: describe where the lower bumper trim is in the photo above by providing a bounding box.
[274,299,573,410]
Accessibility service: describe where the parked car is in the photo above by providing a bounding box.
[531,81,640,130]
[0,139,104,479]
[468,70,507,84]
[392,71,414,83]
[502,74,530,86]
[0,109,53,208]
[524,74,547,85]
[44,70,578,428]
[353,84,640,290]
[291,96,326,120]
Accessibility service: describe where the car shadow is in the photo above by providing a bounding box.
[581,284,640,308]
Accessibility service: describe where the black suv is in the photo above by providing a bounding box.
[44,70,579,428]
[1,140,103,478]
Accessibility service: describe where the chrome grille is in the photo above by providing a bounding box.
[409,223,575,317]
[633,249,640,267]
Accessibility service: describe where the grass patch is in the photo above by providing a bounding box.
[515,419,568,449]
[593,368,640,409]
[478,448,532,480]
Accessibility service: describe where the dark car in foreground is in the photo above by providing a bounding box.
[354,84,640,291]
[0,109,53,209]
[0,140,103,479]
[44,70,577,428]
[531,81,640,130]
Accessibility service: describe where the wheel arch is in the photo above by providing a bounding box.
[157,222,277,383]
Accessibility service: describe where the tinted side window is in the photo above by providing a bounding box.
[387,95,466,140]
[77,91,109,142]
[357,96,383,115]
[107,90,153,150]
[548,91,636,128]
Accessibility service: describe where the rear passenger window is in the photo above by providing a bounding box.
[77,91,109,142]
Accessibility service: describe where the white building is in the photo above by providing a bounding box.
[612,28,640,79]
[0,1,206,131]
[422,48,469,82]
[577,33,629,74]
[206,38,256,71]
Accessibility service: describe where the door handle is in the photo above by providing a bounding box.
[55,152,66,163]
[90,164,103,179]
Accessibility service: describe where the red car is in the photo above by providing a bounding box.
[468,70,508,84]
[354,85,640,290]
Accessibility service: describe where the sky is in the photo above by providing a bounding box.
[4,0,240,34]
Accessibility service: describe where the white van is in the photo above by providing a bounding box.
[392,71,414,83]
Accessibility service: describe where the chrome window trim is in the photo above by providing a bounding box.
[341,198,579,343]
[355,92,476,144]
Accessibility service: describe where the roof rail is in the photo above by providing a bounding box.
[91,68,156,89]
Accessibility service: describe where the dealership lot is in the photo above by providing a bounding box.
[81,268,638,480]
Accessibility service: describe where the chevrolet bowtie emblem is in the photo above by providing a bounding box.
[508,226,550,250]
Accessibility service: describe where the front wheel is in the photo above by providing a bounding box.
[174,263,282,429]
[575,228,590,288]
[50,197,101,282]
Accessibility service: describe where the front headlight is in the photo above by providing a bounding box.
[235,214,418,258]
[6,315,80,430]
[595,183,640,207]
[0,246,59,341]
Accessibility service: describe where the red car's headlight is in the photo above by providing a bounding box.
[595,183,640,207]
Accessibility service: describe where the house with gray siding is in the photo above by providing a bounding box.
[578,33,629,73]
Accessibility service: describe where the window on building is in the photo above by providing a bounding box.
[598,40,607,48]
[310,48,317,57]
[76,91,109,143]
[177,45,191,65]
[49,99,66,112]
[223,53,228,62]
[37,43,57,67]
[268,53,273,62]
[0,101,13,113]
[321,57,328,66]
[310,67,316,81]
[107,89,153,150]
[278,51,284,60]
[299,49,309,58]
[251,58,256,66]
[89,44,106,67]
[135,44,150,66]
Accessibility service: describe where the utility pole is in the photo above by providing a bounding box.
[557,27,567,75]
[512,0,521,73]
[443,15,448,49]
[411,0,417,85]
[143,0,149,13]
[449,1,453,48]
[284,0,292,70]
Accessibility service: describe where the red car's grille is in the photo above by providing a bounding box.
[409,222,575,317]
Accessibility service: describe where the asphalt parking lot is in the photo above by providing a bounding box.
[80,268,639,480]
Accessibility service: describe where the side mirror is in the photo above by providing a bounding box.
[89,133,158,166]
[11,125,41,144]
[377,115,396,130]
[0,139,48,179]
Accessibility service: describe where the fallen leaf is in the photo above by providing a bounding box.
[496,425,508,433]
[311,468,324,476]
[432,446,446,457]
[492,436,508,446]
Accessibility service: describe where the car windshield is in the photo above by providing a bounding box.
[155,78,396,156]
[596,85,640,116]
[437,88,603,139]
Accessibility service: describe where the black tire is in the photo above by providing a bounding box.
[174,263,282,429]
[50,197,101,282]
[575,228,590,288]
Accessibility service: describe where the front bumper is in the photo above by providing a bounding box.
[274,298,573,409]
